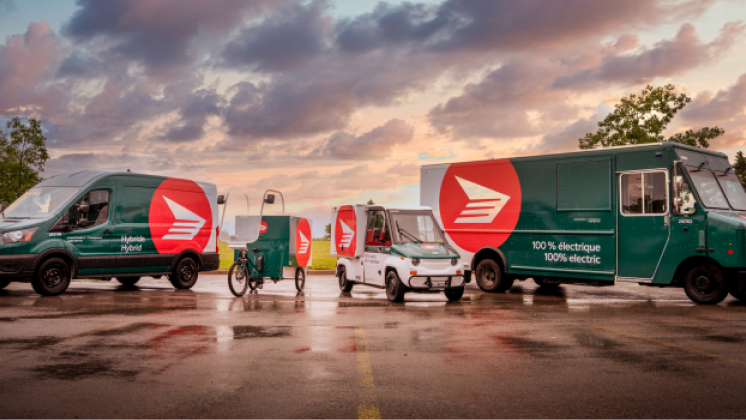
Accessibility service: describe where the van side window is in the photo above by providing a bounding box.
[621,172,667,215]
[67,190,110,230]
[366,210,390,246]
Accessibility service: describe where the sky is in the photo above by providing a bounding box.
[1,0,746,236]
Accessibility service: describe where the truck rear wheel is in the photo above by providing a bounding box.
[475,259,512,292]
[684,264,728,304]
[338,267,353,292]
[116,277,141,286]
[169,257,199,289]
[31,258,71,296]
[444,287,464,301]
[385,271,406,302]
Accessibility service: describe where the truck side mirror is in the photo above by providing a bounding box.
[264,194,275,204]
[217,195,225,205]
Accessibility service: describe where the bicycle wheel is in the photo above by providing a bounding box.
[228,261,249,297]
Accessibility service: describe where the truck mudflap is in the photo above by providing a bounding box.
[407,275,465,289]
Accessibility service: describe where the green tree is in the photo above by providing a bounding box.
[0,117,49,206]
[367,199,375,205]
[324,223,331,240]
[579,84,725,149]
[733,151,746,190]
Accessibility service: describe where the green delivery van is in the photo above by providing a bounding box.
[0,171,220,296]
[421,142,746,304]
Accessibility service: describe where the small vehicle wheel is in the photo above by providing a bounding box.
[475,259,512,292]
[0,279,11,290]
[228,261,249,297]
[168,257,199,289]
[728,279,746,301]
[385,271,406,302]
[295,267,306,291]
[339,267,353,292]
[444,287,464,301]
[684,264,728,304]
[534,277,560,288]
[31,258,71,296]
[115,277,141,286]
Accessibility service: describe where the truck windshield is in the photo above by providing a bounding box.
[714,171,746,211]
[390,210,446,244]
[685,166,729,210]
[2,187,80,219]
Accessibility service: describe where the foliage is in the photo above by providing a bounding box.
[733,151,746,190]
[579,85,725,150]
[0,117,49,206]
[324,223,331,240]
[367,199,375,205]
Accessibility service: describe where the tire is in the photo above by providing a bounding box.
[444,287,464,301]
[385,271,406,302]
[168,257,199,289]
[0,279,11,290]
[684,264,728,304]
[534,277,560,288]
[729,279,746,301]
[475,259,512,292]
[228,261,249,297]
[115,276,141,286]
[339,267,353,292]
[31,258,71,296]
[295,267,306,291]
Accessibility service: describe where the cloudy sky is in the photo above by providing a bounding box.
[1,0,745,235]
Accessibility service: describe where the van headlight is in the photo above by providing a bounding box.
[411,258,421,266]
[451,258,458,266]
[1,228,38,244]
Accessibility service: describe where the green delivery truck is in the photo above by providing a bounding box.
[0,171,220,296]
[421,142,746,304]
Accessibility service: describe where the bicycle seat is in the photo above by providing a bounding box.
[252,248,261,254]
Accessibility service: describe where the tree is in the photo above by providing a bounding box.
[579,84,725,149]
[367,199,375,205]
[324,223,331,241]
[0,117,50,206]
[733,151,746,190]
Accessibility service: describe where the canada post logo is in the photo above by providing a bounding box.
[295,218,311,267]
[439,160,522,252]
[150,178,212,254]
[259,221,268,234]
[335,206,356,256]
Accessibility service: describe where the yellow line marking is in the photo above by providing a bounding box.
[590,324,746,367]
[355,327,381,420]
[0,321,129,363]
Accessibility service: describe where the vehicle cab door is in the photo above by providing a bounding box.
[667,163,708,264]
[363,209,390,286]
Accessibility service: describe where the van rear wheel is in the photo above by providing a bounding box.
[32,258,71,296]
[169,257,199,289]
[476,259,512,292]
[684,264,728,304]
[116,277,140,286]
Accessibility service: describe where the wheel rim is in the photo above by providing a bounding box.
[480,267,496,288]
[339,272,346,288]
[694,274,715,295]
[180,264,194,282]
[387,275,396,296]
[44,265,63,288]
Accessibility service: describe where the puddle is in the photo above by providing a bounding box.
[32,359,138,381]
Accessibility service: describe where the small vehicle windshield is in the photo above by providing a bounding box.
[714,171,746,211]
[685,166,730,210]
[2,187,80,219]
[390,210,446,244]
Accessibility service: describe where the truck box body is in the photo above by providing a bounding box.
[232,215,313,278]
[421,142,746,294]
[330,205,367,258]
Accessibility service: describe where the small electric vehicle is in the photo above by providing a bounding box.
[331,204,465,302]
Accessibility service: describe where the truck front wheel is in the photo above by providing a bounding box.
[475,259,513,292]
[385,271,406,302]
[338,267,353,292]
[31,258,72,296]
[684,264,728,304]
[169,257,199,289]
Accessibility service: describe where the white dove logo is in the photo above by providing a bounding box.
[298,231,309,253]
[454,176,511,224]
[162,196,206,240]
[340,219,354,248]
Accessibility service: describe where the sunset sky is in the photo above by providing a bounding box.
[1,0,745,236]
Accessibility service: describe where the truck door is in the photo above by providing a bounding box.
[363,210,389,286]
[617,171,670,281]
[665,164,707,277]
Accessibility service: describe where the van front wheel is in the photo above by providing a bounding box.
[32,258,71,296]
[684,264,728,304]
[169,257,199,289]
[476,259,512,292]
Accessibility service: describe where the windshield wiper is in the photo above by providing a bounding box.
[396,222,422,243]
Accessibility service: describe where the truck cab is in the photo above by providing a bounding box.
[331,205,465,302]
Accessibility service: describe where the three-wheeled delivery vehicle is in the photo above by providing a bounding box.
[331,204,464,302]
[421,142,746,304]
[220,190,312,296]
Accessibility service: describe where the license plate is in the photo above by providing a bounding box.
[432,282,446,288]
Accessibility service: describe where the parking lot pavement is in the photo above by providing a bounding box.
[1,275,745,418]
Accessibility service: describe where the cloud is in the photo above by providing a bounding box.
[0,0,15,16]
[554,22,745,89]
[316,119,415,159]
[682,73,746,123]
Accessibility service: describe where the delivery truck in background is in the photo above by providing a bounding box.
[0,171,220,296]
[421,142,746,304]
[331,204,465,302]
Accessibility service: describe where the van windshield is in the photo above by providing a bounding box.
[390,210,446,244]
[2,187,80,219]
[714,171,746,211]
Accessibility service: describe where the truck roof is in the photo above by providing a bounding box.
[38,170,215,188]
[421,142,728,168]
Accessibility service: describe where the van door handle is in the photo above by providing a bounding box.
[103,230,113,235]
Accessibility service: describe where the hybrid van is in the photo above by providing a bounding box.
[0,171,220,295]
[421,142,746,304]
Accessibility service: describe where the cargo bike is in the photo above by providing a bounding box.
[219,190,313,297]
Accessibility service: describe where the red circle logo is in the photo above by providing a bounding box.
[149,178,213,254]
[259,221,268,234]
[439,160,522,253]
[334,206,356,256]
[295,218,312,266]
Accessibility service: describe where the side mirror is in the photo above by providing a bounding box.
[264,194,275,204]
[372,228,380,241]
[217,195,226,205]
[50,213,71,232]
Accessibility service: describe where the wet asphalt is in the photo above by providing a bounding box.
[1,275,745,419]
